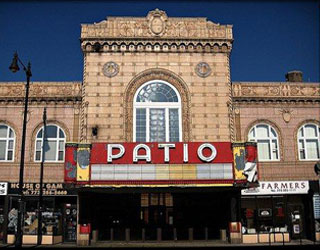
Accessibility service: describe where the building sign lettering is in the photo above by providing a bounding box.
[94,142,231,165]
[65,142,257,185]
[9,183,69,196]
[106,142,219,164]
[0,182,8,195]
[313,194,320,220]
[241,181,309,196]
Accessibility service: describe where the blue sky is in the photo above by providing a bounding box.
[0,0,319,82]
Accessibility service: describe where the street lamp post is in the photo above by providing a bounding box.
[37,107,47,245]
[9,52,32,247]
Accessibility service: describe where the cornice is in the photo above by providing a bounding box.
[81,9,233,40]
[0,82,82,103]
[80,39,232,53]
[232,82,320,103]
[80,9,233,53]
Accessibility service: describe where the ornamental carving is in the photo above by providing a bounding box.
[30,85,47,96]
[0,82,81,101]
[124,68,191,142]
[147,9,168,37]
[195,62,211,78]
[232,82,320,102]
[82,40,231,53]
[279,109,293,123]
[81,9,232,40]
[56,85,73,95]
[103,62,119,78]
[6,86,24,96]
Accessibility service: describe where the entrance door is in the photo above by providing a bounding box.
[287,204,305,239]
[148,206,166,226]
[141,193,173,240]
[173,192,230,240]
[85,193,141,241]
[63,204,77,242]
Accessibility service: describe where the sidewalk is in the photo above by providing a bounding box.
[1,239,319,248]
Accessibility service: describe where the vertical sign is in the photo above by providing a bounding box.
[232,142,246,180]
[313,194,320,219]
[64,143,78,183]
[244,142,258,183]
[0,182,8,195]
[76,144,91,182]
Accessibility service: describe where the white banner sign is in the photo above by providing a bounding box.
[241,181,309,196]
[313,194,320,219]
[0,182,8,196]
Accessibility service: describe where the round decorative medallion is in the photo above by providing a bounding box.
[151,17,164,35]
[147,9,168,37]
[103,62,119,78]
[195,62,212,78]
[234,108,240,115]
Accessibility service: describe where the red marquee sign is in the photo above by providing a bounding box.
[64,141,258,186]
[90,142,233,164]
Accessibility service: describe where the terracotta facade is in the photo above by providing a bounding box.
[0,82,81,183]
[0,9,319,245]
[233,81,320,181]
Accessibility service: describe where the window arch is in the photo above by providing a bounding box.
[0,124,15,161]
[248,123,280,161]
[34,124,66,162]
[133,80,182,142]
[297,123,320,160]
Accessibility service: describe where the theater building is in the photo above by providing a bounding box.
[71,9,254,244]
[0,9,319,245]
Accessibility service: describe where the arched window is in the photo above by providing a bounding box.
[248,124,280,161]
[133,80,182,142]
[0,124,15,161]
[35,125,66,162]
[297,123,320,160]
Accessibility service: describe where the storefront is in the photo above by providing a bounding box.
[241,181,316,243]
[65,142,257,244]
[4,182,77,245]
[78,188,239,242]
[0,182,8,242]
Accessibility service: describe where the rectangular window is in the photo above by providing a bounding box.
[305,125,317,137]
[59,141,64,151]
[8,140,14,150]
[257,140,271,160]
[256,125,269,138]
[35,151,41,161]
[306,140,319,159]
[169,109,179,142]
[136,108,146,142]
[249,128,255,140]
[7,151,13,161]
[58,151,64,161]
[46,126,57,138]
[36,140,42,150]
[58,141,64,161]
[272,140,278,159]
[44,141,57,161]
[0,126,7,137]
[59,129,64,138]
[299,140,305,159]
[298,128,304,138]
[149,108,165,142]
[0,140,6,160]
[9,129,14,138]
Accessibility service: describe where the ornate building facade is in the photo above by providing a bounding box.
[0,10,319,245]
[233,76,320,243]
